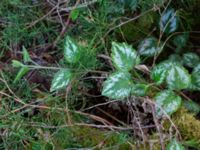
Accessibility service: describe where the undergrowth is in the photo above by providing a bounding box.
[1,0,200,149]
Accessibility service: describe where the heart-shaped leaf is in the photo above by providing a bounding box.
[138,37,161,57]
[166,65,191,90]
[154,90,182,117]
[151,61,191,90]
[167,139,185,150]
[160,8,178,34]
[64,36,81,64]
[102,72,133,99]
[182,52,200,68]
[111,42,140,71]
[50,69,74,92]
[131,84,149,96]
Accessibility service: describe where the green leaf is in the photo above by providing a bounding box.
[151,61,172,85]
[13,67,29,83]
[173,33,188,53]
[12,60,24,68]
[166,64,191,90]
[70,9,79,21]
[160,8,178,34]
[22,46,31,63]
[154,90,182,117]
[64,36,81,64]
[102,72,133,99]
[50,69,74,92]
[183,100,200,114]
[168,54,182,63]
[111,42,140,71]
[151,61,191,90]
[138,37,161,57]
[167,139,185,150]
[182,52,200,68]
[190,64,200,90]
[131,84,149,96]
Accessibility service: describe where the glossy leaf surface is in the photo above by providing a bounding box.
[166,65,191,90]
[190,64,200,90]
[154,90,182,117]
[160,8,178,34]
[131,84,149,96]
[50,69,73,92]
[151,61,191,90]
[182,52,200,68]
[64,36,81,64]
[111,42,140,71]
[138,37,161,57]
[151,61,171,85]
[102,72,133,99]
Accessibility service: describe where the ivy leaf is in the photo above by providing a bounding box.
[111,42,140,71]
[166,65,191,90]
[13,67,29,83]
[160,8,178,34]
[102,72,133,99]
[190,64,200,90]
[138,37,161,57]
[182,52,200,68]
[50,69,74,92]
[131,84,149,96]
[167,139,185,150]
[22,46,31,63]
[151,61,172,85]
[64,36,81,64]
[154,90,182,117]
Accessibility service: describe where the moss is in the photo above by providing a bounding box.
[172,107,200,146]
[163,107,200,148]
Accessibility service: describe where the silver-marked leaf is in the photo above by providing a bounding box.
[111,42,140,71]
[190,64,200,90]
[102,72,133,99]
[13,67,29,83]
[151,61,172,85]
[182,52,200,68]
[64,36,81,64]
[131,84,149,96]
[50,69,73,92]
[167,139,185,150]
[160,8,178,34]
[166,64,191,90]
[154,90,182,117]
[138,37,161,57]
